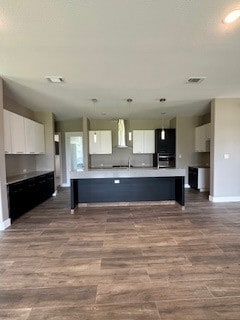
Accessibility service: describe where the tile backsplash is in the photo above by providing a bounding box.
[90,147,153,168]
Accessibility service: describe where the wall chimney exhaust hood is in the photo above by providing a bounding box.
[117,119,127,148]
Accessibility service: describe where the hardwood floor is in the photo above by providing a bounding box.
[0,188,240,319]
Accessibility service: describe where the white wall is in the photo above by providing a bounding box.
[0,78,10,230]
[210,99,240,201]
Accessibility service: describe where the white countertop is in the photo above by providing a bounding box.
[70,168,185,179]
[7,171,53,185]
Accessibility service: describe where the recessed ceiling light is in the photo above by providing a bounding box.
[45,76,64,83]
[223,9,240,24]
[187,77,206,84]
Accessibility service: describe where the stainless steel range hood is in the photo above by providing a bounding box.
[117,119,127,148]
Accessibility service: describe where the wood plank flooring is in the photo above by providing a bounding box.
[0,188,240,319]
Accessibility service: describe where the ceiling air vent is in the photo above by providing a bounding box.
[46,76,64,83]
[187,77,206,84]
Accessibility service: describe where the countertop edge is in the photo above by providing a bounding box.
[70,168,186,179]
[7,171,54,185]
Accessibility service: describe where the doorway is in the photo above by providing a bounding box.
[65,132,83,186]
[54,133,62,189]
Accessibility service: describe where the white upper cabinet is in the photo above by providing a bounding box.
[195,123,211,152]
[24,119,45,154]
[24,118,36,154]
[35,122,45,154]
[133,130,155,154]
[205,123,211,141]
[3,110,12,154]
[89,130,112,154]
[3,110,45,155]
[10,113,26,154]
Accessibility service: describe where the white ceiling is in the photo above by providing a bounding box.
[0,0,240,121]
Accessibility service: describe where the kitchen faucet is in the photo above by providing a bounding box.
[128,157,131,168]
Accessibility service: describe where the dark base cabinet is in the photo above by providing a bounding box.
[71,176,185,210]
[188,167,198,189]
[8,172,54,222]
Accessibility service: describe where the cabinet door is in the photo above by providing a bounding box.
[89,131,112,154]
[24,118,36,154]
[155,129,175,154]
[143,130,155,153]
[35,122,45,154]
[197,168,210,191]
[100,130,112,154]
[24,119,45,154]
[89,131,101,154]
[205,123,211,140]
[195,126,205,152]
[10,113,26,154]
[3,110,12,154]
[133,131,144,154]
[8,181,27,220]
[188,167,198,189]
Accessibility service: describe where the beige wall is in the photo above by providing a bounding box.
[210,99,240,200]
[171,115,210,185]
[174,116,199,185]
[0,78,10,227]
[3,95,35,120]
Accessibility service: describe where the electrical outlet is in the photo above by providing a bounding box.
[224,153,230,159]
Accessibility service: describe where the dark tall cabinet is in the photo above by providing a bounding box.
[155,129,176,155]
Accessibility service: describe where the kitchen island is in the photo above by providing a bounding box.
[70,168,185,212]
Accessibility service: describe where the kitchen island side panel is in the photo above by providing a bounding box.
[77,177,175,203]
[71,176,184,207]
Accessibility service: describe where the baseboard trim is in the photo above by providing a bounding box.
[209,195,240,202]
[185,184,190,188]
[0,218,11,231]
[61,183,70,187]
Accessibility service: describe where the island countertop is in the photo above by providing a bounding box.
[70,168,185,179]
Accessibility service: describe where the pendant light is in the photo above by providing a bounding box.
[128,132,132,141]
[91,99,98,143]
[127,98,133,141]
[161,111,166,140]
[93,132,97,143]
[161,121,165,140]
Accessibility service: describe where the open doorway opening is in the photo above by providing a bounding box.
[54,133,62,189]
[65,132,83,186]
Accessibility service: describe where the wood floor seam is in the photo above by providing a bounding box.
[0,188,240,319]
